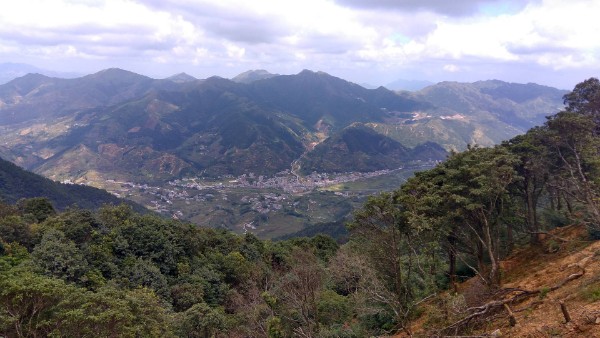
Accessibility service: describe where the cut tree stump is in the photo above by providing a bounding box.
[560,301,571,323]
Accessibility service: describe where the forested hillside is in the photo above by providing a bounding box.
[0,156,143,211]
[1,78,599,337]
[0,69,563,184]
[0,69,567,236]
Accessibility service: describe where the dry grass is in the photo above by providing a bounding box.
[397,225,600,337]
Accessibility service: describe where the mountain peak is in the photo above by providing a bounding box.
[298,69,320,76]
[166,72,197,83]
[86,68,150,81]
[298,69,335,77]
[232,69,277,83]
[8,72,51,83]
[2,73,55,96]
[96,67,137,75]
[0,63,82,84]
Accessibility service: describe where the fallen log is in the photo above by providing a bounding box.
[440,265,585,333]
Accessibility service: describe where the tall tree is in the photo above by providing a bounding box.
[563,77,600,122]
[272,248,324,338]
[548,78,600,237]
[545,111,600,235]
[348,192,443,332]
[503,128,550,245]
[400,165,460,290]
[402,146,520,287]
[446,146,519,286]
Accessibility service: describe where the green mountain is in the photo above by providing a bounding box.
[421,80,566,128]
[245,69,429,129]
[298,123,446,173]
[368,80,567,150]
[0,70,431,182]
[0,69,570,239]
[0,69,566,186]
[0,68,178,125]
[0,156,142,211]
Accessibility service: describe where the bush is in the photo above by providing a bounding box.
[540,209,571,228]
[586,224,600,240]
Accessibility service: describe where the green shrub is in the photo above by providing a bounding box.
[587,224,600,240]
[540,209,570,228]
[580,282,600,302]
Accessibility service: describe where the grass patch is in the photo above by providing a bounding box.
[579,281,600,302]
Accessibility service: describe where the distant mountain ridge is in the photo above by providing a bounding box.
[418,80,566,129]
[165,72,197,83]
[0,62,81,85]
[232,69,278,83]
[0,68,180,125]
[298,123,446,173]
[366,79,566,151]
[0,68,566,186]
[386,78,434,91]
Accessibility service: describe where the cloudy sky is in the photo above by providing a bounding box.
[0,0,598,88]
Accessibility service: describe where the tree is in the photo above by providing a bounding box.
[32,229,89,283]
[400,146,520,288]
[0,215,34,249]
[177,302,226,338]
[0,266,175,338]
[272,248,324,337]
[0,267,83,337]
[56,208,99,245]
[18,197,56,223]
[0,201,17,218]
[504,128,550,245]
[328,245,407,335]
[550,78,600,237]
[440,146,520,287]
[348,191,444,333]
[563,77,600,121]
[119,257,170,299]
[545,111,600,236]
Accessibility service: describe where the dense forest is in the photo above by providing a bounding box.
[1,78,600,337]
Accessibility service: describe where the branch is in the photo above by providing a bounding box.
[456,251,486,285]
[440,265,585,333]
[526,231,569,243]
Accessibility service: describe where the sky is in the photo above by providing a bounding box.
[0,0,599,89]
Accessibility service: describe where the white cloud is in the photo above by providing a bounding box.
[443,64,460,72]
[225,43,245,59]
[0,0,597,88]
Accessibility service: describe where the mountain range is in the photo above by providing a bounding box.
[0,68,566,187]
[385,78,434,91]
[0,62,81,85]
[0,68,418,183]
[0,67,569,236]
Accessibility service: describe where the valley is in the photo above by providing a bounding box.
[89,163,435,238]
[2,2,599,336]
[0,68,567,238]
[0,66,598,337]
